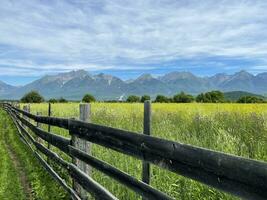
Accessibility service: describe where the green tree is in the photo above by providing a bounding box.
[20,91,44,103]
[82,94,96,103]
[196,91,224,103]
[58,97,68,103]
[126,95,140,103]
[154,95,169,103]
[173,92,194,103]
[141,95,151,102]
[209,90,224,103]
[237,96,265,103]
[196,93,206,103]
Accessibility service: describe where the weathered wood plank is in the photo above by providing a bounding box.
[69,164,118,200]
[68,119,267,200]
[35,142,69,169]
[47,103,51,152]
[11,105,69,129]
[71,103,91,200]
[15,116,36,144]
[34,152,81,200]
[36,112,42,144]
[69,146,173,200]
[15,113,70,154]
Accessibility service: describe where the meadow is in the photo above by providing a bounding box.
[20,103,267,200]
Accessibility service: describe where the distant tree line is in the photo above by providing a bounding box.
[20,91,96,104]
[126,91,266,103]
[127,91,212,103]
[236,96,265,103]
[19,90,266,104]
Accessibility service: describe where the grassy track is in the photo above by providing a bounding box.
[23,103,267,199]
[0,122,26,200]
[0,108,68,200]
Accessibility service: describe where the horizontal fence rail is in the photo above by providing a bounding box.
[2,103,267,200]
[7,106,81,200]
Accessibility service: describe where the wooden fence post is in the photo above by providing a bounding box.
[36,112,42,128]
[15,103,20,110]
[22,104,30,124]
[72,103,91,200]
[47,103,51,149]
[142,100,151,188]
[23,104,30,114]
[36,112,42,144]
[21,104,30,143]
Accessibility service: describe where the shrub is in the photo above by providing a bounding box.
[82,94,96,103]
[126,95,140,103]
[20,91,44,103]
[173,92,194,103]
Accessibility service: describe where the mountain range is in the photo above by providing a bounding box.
[0,69,267,100]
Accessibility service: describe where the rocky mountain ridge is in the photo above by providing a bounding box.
[1,70,267,100]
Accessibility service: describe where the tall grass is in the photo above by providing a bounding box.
[26,103,267,199]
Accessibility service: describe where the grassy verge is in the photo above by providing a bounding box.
[0,108,68,200]
[0,129,26,200]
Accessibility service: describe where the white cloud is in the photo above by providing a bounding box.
[0,0,267,76]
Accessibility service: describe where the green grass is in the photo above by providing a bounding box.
[22,103,267,199]
[0,108,68,200]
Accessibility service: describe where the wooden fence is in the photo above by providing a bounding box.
[2,102,267,200]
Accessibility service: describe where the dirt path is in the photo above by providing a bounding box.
[3,138,33,200]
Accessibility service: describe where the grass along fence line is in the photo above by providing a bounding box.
[2,103,267,199]
[0,108,68,200]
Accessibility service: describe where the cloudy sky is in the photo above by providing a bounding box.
[0,0,267,85]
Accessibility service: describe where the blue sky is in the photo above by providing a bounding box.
[0,0,267,85]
